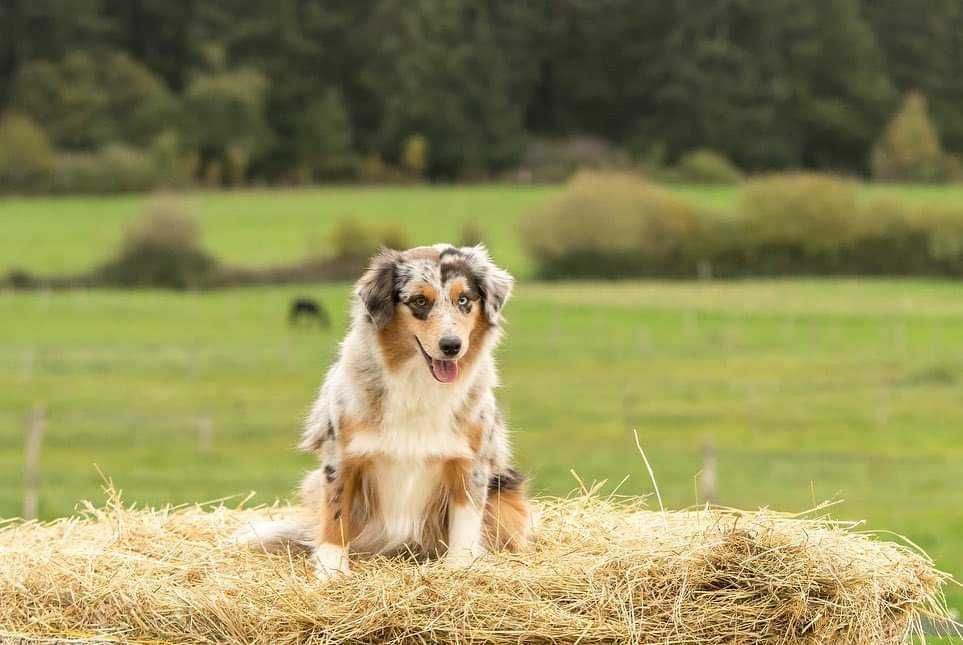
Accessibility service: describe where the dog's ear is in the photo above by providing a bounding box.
[357,248,400,328]
[464,244,513,325]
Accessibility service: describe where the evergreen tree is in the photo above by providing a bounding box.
[365,0,526,178]
[871,91,945,182]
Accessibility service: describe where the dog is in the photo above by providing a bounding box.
[238,244,532,579]
[289,297,331,329]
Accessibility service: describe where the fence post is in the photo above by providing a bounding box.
[198,415,214,454]
[698,438,717,505]
[23,405,46,520]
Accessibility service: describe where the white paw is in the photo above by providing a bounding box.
[311,543,350,580]
[445,544,485,568]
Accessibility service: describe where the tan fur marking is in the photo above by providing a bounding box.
[448,277,469,302]
[442,458,473,506]
[318,464,370,548]
[465,422,484,453]
[484,483,531,552]
[457,305,491,373]
[419,283,438,302]
[377,310,417,371]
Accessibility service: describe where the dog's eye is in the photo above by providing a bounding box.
[412,296,428,308]
[457,295,469,307]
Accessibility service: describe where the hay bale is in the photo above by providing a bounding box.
[0,495,954,644]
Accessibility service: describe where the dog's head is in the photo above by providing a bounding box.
[356,244,513,383]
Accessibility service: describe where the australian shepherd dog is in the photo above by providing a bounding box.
[238,244,532,578]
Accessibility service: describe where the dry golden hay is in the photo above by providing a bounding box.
[0,494,957,644]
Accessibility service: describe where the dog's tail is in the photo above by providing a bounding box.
[231,518,314,554]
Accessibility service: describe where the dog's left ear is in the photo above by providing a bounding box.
[357,248,400,328]
[465,244,513,325]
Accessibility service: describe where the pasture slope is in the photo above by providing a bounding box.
[2,184,963,615]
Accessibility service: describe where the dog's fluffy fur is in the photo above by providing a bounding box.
[238,244,532,578]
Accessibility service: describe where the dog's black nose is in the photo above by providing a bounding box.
[439,336,462,357]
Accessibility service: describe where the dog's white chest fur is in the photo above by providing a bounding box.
[347,362,473,551]
[367,457,442,550]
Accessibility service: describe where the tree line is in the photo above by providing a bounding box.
[1,0,961,184]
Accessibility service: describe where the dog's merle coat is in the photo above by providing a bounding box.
[238,244,531,578]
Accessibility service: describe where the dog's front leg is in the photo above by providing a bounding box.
[445,460,489,567]
[303,464,354,580]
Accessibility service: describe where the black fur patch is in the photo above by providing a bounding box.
[439,246,462,260]
[323,464,337,482]
[488,468,525,494]
[440,259,480,290]
[405,295,433,320]
[359,253,398,328]
[326,421,335,440]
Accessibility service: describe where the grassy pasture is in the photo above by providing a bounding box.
[2,183,963,615]
[2,279,963,611]
[4,183,963,280]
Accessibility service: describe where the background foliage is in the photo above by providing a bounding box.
[2,0,962,186]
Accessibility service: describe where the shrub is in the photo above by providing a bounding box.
[871,92,945,182]
[523,171,705,278]
[48,145,160,194]
[95,198,218,289]
[738,173,860,251]
[0,112,55,192]
[402,134,429,179]
[523,170,963,279]
[672,149,743,184]
[519,137,633,183]
[330,218,411,264]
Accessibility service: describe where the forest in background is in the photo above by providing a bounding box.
[1,0,962,187]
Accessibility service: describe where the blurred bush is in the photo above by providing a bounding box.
[523,171,706,278]
[0,112,55,192]
[49,145,163,194]
[95,198,218,289]
[739,173,860,251]
[402,134,429,180]
[524,170,963,278]
[330,218,411,263]
[517,137,633,183]
[871,92,947,183]
[671,149,743,184]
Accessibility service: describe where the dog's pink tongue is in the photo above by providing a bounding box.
[431,359,459,383]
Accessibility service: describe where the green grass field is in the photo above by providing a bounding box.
[2,184,963,617]
[4,182,963,280]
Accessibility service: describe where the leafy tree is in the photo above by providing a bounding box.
[12,50,179,150]
[183,68,270,184]
[292,88,356,180]
[864,0,963,152]
[871,92,945,182]
[0,111,55,191]
[365,0,526,178]
[0,0,112,104]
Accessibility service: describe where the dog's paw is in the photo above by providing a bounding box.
[311,543,351,581]
[445,544,485,568]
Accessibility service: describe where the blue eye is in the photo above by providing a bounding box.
[458,295,469,306]
[412,296,428,307]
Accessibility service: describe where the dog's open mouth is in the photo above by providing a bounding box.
[415,336,459,384]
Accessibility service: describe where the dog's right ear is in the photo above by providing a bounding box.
[356,249,400,328]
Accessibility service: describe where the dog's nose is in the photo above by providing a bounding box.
[439,336,462,357]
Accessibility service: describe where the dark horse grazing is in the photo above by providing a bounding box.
[289,297,330,329]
